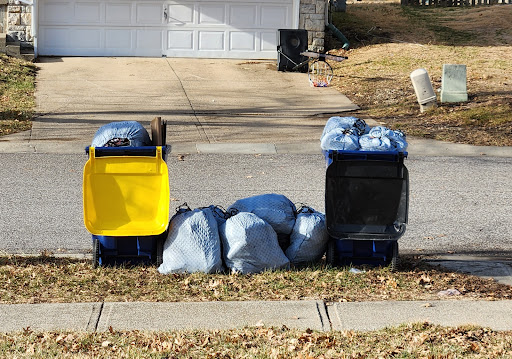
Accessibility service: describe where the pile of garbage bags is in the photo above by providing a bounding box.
[158,194,330,275]
[320,116,408,152]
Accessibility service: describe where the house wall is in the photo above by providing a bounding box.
[6,0,326,52]
[0,0,8,34]
[299,0,326,52]
[6,0,32,44]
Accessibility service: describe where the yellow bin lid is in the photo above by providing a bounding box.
[83,146,170,236]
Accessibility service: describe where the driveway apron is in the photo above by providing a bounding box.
[33,57,358,147]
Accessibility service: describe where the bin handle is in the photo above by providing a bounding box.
[86,146,166,158]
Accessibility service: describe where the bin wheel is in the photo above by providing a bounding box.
[156,238,164,267]
[389,241,399,272]
[326,239,336,266]
[92,238,100,268]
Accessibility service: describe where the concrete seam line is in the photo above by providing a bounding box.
[323,301,333,331]
[86,302,104,332]
[316,301,332,332]
[164,58,211,143]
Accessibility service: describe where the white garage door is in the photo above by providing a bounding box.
[37,0,298,58]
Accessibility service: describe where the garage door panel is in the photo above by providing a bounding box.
[136,3,164,24]
[199,31,225,50]
[198,4,226,25]
[230,31,255,51]
[261,5,289,27]
[40,1,73,24]
[106,3,133,23]
[260,31,277,52]
[230,5,257,27]
[40,28,70,48]
[71,29,102,48]
[168,4,194,23]
[136,29,163,49]
[168,30,194,50]
[105,29,133,49]
[75,2,103,23]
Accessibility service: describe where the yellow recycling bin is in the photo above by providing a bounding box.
[83,146,170,237]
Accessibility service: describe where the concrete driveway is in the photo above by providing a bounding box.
[30,57,358,151]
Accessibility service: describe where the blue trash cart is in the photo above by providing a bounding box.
[324,150,409,271]
[83,118,170,267]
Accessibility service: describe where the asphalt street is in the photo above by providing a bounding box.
[1,152,511,257]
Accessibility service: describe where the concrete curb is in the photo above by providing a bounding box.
[1,300,512,333]
[1,139,511,157]
[328,300,512,332]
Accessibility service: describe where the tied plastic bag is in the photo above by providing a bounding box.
[158,207,223,274]
[227,194,296,236]
[286,206,329,265]
[320,127,360,151]
[369,126,408,151]
[360,126,408,152]
[91,121,151,148]
[321,116,370,139]
[205,205,229,228]
[359,134,393,151]
[220,212,290,274]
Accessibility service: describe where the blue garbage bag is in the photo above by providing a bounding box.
[285,206,329,265]
[158,207,223,274]
[227,194,296,236]
[220,212,290,274]
[321,116,370,139]
[369,126,408,151]
[359,134,394,151]
[360,126,408,151]
[320,127,360,151]
[91,121,151,147]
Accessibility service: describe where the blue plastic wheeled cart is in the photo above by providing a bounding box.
[323,150,409,271]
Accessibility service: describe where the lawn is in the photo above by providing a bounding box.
[0,54,35,136]
[327,3,512,146]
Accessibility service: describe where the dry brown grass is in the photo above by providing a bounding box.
[2,324,512,358]
[1,255,510,304]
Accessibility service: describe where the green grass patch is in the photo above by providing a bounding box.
[0,54,36,136]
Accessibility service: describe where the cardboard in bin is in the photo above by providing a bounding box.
[83,146,170,236]
[151,116,167,146]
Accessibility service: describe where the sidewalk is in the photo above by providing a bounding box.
[1,300,512,333]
